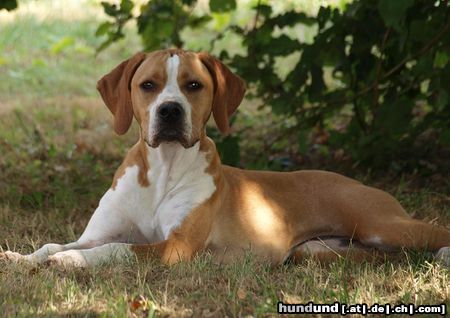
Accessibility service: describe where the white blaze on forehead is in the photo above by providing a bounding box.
[166,54,180,89]
[148,54,193,142]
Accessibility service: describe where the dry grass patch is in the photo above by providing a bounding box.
[1,238,449,316]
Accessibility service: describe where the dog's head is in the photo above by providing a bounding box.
[97,49,246,148]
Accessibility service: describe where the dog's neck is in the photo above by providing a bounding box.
[148,141,202,175]
[137,135,222,193]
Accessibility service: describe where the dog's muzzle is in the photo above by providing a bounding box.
[149,101,190,148]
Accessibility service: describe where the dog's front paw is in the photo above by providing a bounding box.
[45,250,88,268]
[435,247,450,267]
[0,251,21,261]
[0,251,37,265]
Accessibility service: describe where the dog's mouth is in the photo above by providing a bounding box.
[147,129,192,148]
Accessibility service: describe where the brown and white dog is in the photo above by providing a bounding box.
[2,49,450,267]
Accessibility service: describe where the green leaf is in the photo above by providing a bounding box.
[248,24,272,46]
[257,4,272,18]
[188,15,212,28]
[328,130,345,148]
[297,130,309,154]
[436,90,448,111]
[50,37,75,55]
[309,64,325,101]
[409,19,432,43]
[120,0,134,13]
[434,51,449,68]
[440,128,450,146]
[209,0,236,13]
[140,20,175,50]
[95,22,113,37]
[212,12,232,30]
[216,135,240,166]
[374,96,412,136]
[269,11,316,28]
[101,2,118,17]
[317,6,331,29]
[271,98,288,115]
[412,55,433,76]
[378,0,414,31]
[96,38,115,53]
[182,0,197,5]
[0,0,17,11]
[262,35,301,56]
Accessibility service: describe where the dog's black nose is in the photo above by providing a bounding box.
[158,102,183,121]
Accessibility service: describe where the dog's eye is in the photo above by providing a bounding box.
[140,81,156,91]
[186,81,202,91]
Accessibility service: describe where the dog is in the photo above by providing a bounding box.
[2,49,449,267]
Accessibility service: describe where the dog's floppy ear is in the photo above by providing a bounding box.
[97,52,146,135]
[198,52,246,135]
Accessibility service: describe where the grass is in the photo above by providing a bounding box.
[0,0,449,316]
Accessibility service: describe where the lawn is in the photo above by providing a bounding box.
[0,1,449,317]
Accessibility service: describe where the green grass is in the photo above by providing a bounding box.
[0,1,449,316]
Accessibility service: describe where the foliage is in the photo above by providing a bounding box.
[0,0,17,11]
[98,0,450,172]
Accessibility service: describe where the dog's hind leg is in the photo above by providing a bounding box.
[352,218,450,266]
[284,237,385,264]
[355,218,450,252]
[339,185,450,265]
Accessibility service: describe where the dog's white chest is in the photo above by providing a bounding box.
[112,142,215,242]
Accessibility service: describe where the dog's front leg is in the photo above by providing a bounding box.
[45,243,134,267]
[1,188,141,265]
[46,237,194,267]
[2,242,83,265]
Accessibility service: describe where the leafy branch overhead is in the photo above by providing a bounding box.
[97,0,450,172]
[0,0,18,11]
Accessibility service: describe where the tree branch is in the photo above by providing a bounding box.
[372,28,391,123]
[329,22,450,107]
[252,0,262,30]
